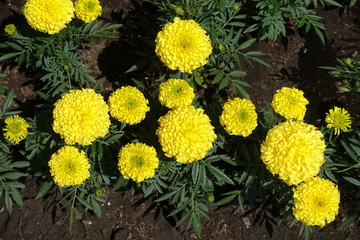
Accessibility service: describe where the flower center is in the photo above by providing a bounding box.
[66,161,75,172]
[7,122,22,134]
[132,155,144,167]
[237,110,248,121]
[172,85,184,94]
[126,99,137,109]
[86,0,96,10]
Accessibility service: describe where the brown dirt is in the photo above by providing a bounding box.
[1,0,360,239]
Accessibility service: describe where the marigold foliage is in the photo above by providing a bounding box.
[219,98,258,137]
[75,0,102,23]
[48,146,90,187]
[156,106,216,164]
[3,115,29,144]
[108,86,150,125]
[118,142,159,183]
[271,87,309,120]
[155,17,212,73]
[4,24,16,36]
[293,177,340,227]
[24,0,74,34]
[325,106,352,135]
[53,89,110,145]
[260,121,325,185]
[158,79,195,109]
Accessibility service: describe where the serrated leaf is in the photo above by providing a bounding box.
[343,176,360,186]
[91,197,102,218]
[35,181,53,200]
[238,39,256,50]
[206,164,234,185]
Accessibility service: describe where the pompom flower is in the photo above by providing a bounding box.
[24,0,74,34]
[156,106,216,164]
[219,98,258,137]
[271,87,309,120]
[49,146,90,187]
[118,142,159,182]
[158,79,195,109]
[108,86,150,125]
[4,24,16,36]
[53,89,110,145]
[260,121,325,186]
[155,17,212,73]
[3,115,29,144]
[75,0,102,23]
[325,106,351,135]
[293,177,340,227]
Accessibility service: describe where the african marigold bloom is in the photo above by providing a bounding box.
[293,177,340,228]
[75,0,102,23]
[118,142,159,183]
[24,0,74,34]
[3,115,29,144]
[155,17,212,73]
[158,79,195,109]
[156,106,216,164]
[108,86,150,125]
[271,87,309,120]
[53,89,110,145]
[4,24,16,36]
[325,107,351,135]
[219,98,258,137]
[49,146,90,187]
[260,121,325,186]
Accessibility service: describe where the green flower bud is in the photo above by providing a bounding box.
[344,58,352,66]
[94,189,103,197]
[205,193,215,202]
[170,4,185,16]
[4,24,16,36]
[218,44,225,52]
[231,4,240,11]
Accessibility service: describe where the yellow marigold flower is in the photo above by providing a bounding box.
[156,106,216,164]
[23,0,74,34]
[4,24,16,36]
[158,79,195,109]
[271,87,309,120]
[49,146,90,187]
[219,98,258,137]
[325,107,351,135]
[118,142,159,183]
[155,17,213,73]
[53,89,110,145]
[108,86,150,125]
[293,177,340,227]
[3,115,29,144]
[75,0,102,23]
[260,121,325,186]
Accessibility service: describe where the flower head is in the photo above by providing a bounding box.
[260,121,325,185]
[293,177,340,227]
[118,142,159,182]
[4,24,16,36]
[325,107,351,135]
[53,89,110,145]
[108,86,150,125]
[49,146,90,187]
[155,17,212,73]
[3,115,29,144]
[271,87,309,120]
[75,0,102,23]
[24,0,74,34]
[156,106,216,164]
[219,98,258,137]
[158,79,195,109]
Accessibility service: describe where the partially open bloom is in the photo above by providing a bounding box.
[219,98,258,137]
[4,24,16,36]
[271,87,309,120]
[155,17,212,73]
[53,89,110,145]
[325,107,351,135]
[108,86,150,125]
[156,106,216,164]
[3,115,29,144]
[49,146,90,187]
[260,121,325,185]
[118,142,159,182]
[158,79,195,109]
[75,0,102,23]
[24,0,74,34]
[293,177,340,227]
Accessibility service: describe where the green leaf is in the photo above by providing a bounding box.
[192,214,202,238]
[206,164,234,185]
[343,176,360,186]
[35,181,53,200]
[77,196,93,210]
[341,140,359,163]
[0,52,21,62]
[5,191,13,214]
[9,187,23,206]
[1,172,25,180]
[155,190,178,202]
[338,215,357,230]
[9,161,30,168]
[191,162,199,185]
[91,197,102,218]
[238,39,256,50]
[229,70,246,77]
[215,193,237,206]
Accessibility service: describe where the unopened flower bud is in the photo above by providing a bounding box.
[231,4,240,11]
[205,193,215,202]
[344,58,352,66]
[170,4,185,16]
[4,24,16,36]
[94,189,103,197]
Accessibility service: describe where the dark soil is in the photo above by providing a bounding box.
[0,0,360,239]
